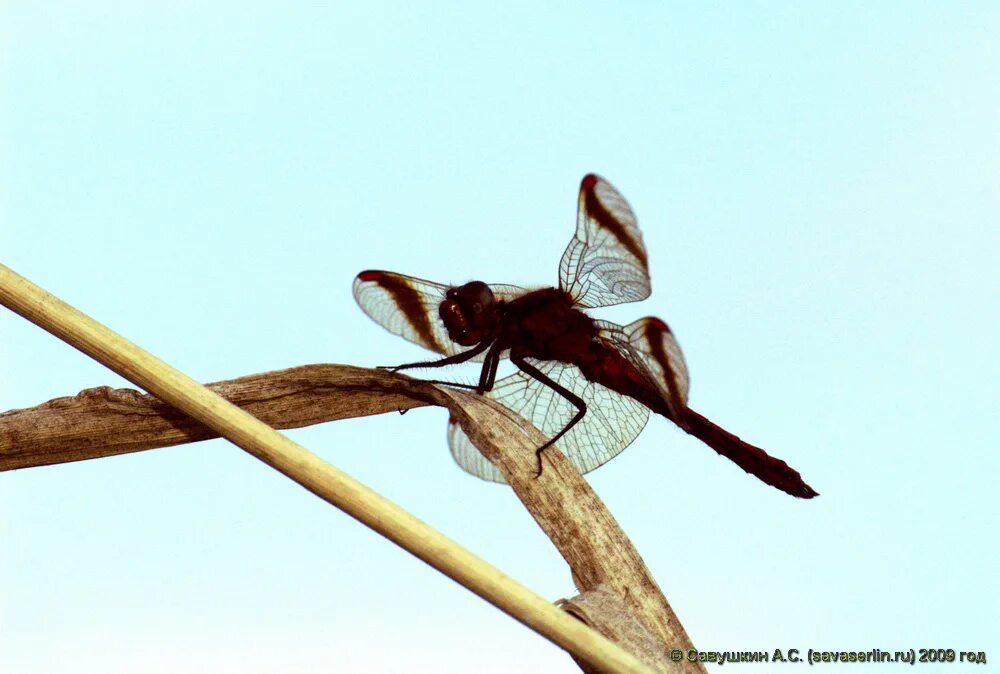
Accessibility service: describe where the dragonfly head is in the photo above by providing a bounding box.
[440,281,498,346]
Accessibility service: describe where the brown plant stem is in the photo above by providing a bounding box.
[1,363,704,673]
[1,263,666,674]
[0,364,429,471]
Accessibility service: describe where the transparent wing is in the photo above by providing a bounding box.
[447,358,650,483]
[353,270,524,361]
[596,317,690,421]
[559,174,652,308]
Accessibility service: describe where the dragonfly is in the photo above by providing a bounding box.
[353,174,817,498]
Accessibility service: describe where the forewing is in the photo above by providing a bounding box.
[448,359,650,483]
[353,270,524,361]
[597,317,690,421]
[559,174,652,308]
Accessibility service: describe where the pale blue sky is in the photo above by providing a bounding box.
[2,3,998,673]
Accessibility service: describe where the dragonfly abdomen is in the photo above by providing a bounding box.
[574,341,673,419]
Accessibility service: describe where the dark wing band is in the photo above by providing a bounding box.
[596,317,690,421]
[353,270,526,361]
[559,174,652,308]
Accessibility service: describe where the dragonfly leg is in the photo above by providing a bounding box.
[510,353,587,478]
[380,340,497,391]
[477,342,504,393]
[381,339,491,373]
[418,341,504,392]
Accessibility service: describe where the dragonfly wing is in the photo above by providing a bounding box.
[559,174,652,308]
[354,270,525,362]
[448,358,650,483]
[596,317,690,421]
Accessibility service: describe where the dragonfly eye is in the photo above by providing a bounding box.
[453,281,496,322]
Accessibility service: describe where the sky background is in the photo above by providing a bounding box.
[2,2,998,673]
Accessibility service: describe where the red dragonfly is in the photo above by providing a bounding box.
[354,174,817,498]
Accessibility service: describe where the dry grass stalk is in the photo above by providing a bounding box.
[1,263,704,673]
